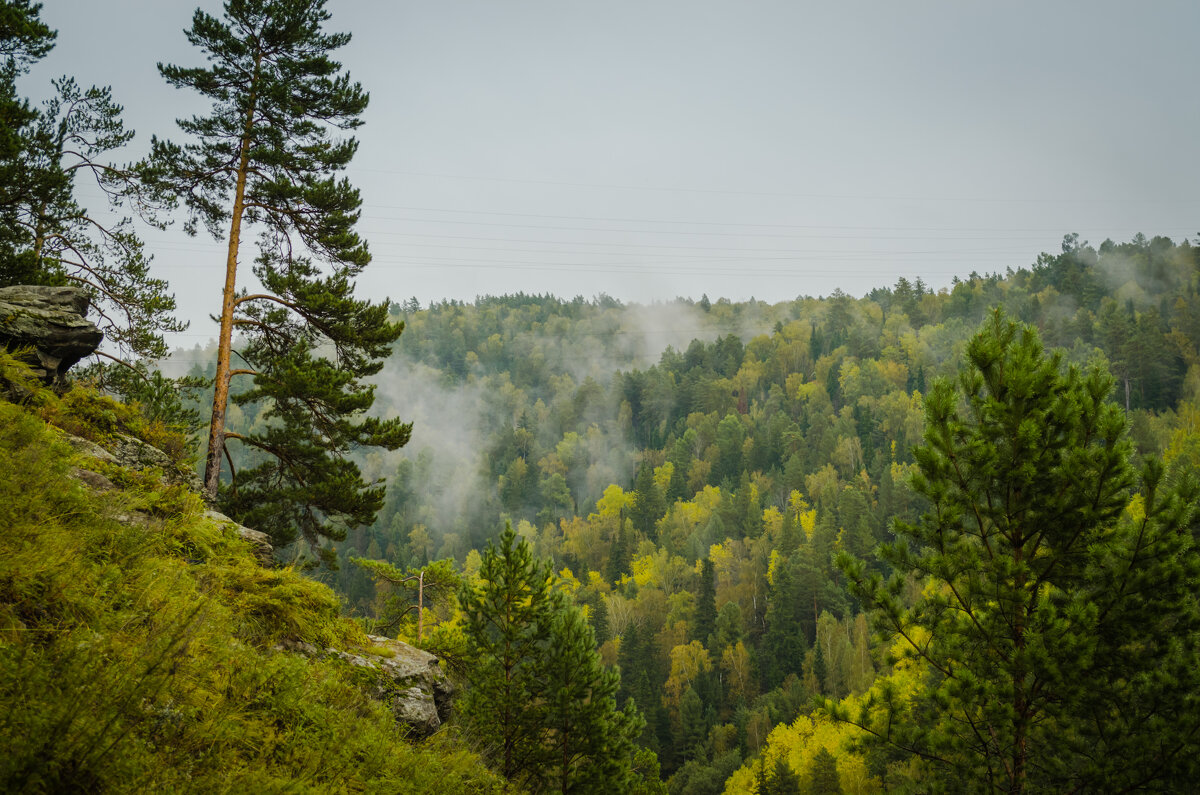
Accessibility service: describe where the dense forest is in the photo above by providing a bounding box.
[182,232,1200,791]
[5,0,1200,789]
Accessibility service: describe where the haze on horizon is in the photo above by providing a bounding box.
[33,0,1200,349]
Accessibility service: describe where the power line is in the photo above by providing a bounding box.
[361,220,1061,244]
[358,203,1183,235]
[356,169,1200,205]
[356,213,1103,241]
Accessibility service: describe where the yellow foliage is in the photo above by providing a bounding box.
[1124,493,1146,524]
[798,508,817,540]
[721,641,755,703]
[631,553,656,588]
[724,699,880,794]
[664,641,714,708]
[767,549,782,587]
[593,483,632,520]
[695,484,723,512]
[653,460,674,492]
[877,359,909,390]
[725,629,939,793]
[557,566,581,594]
[1163,401,1200,467]
[762,506,783,539]
[463,549,483,582]
[515,519,537,543]
[537,451,567,477]
[785,372,806,401]
[709,541,736,582]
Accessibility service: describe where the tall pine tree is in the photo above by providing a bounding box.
[460,524,556,784]
[630,462,665,541]
[693,557,717,650]
[0,0,54,268]
[148,0,410,552]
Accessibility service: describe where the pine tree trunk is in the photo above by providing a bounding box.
[203,59,260,498]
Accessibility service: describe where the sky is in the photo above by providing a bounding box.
[30,1,1200,348]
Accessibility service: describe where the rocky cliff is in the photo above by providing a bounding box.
[0,367,500,790]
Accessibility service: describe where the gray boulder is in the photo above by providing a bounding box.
[277,635,454,737]
[0,285,103,385]
[363,634,455,734]
[107,431,206,495]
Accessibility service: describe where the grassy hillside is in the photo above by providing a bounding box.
[0,357,503,793]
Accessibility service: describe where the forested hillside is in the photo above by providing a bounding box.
[7,0,1199,789]
[186,232,1200,791]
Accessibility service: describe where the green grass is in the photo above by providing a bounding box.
[0,377,505,793]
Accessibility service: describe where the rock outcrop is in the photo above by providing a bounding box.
[0,285,103,385]
[278,635,454,737]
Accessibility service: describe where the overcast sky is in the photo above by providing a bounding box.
[31,1,1200,346]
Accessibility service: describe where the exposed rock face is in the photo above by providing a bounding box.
[277,635,454,737]
[364,634,455,734]
[0,285,103,385]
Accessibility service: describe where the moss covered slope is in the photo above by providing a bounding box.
[0,376,502,793]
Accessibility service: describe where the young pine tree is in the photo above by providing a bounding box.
[460,524,555,784]
[806,748,842,795]
[755,757,802,795]
[543,603,644,793]
[148,0,410,552]
[836,309,1200,792]
[461,524,648,792]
